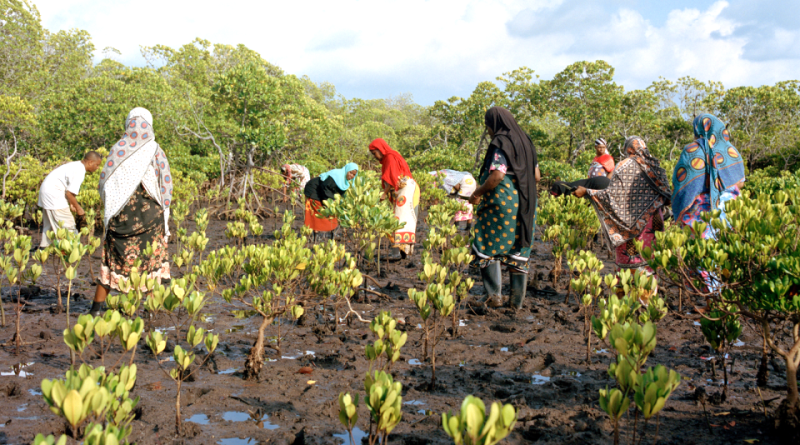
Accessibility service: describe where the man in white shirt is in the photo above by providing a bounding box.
[38,151,102,247]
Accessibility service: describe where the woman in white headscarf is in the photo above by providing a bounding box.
[89,107,172,315]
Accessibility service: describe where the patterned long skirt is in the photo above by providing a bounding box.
[100,185,170,291]
[304,198,338,232]
[453,197,474,222]
[471,174,532,274]
[392,177,419,255]
[680,186,741,292]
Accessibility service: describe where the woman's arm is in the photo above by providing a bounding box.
[469,170,504,205]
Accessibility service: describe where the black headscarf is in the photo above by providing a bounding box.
[480,106,538,248]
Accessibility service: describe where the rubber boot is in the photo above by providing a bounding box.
[509,272,528,309]
[480,261,503,308]
[386,247,403,262]
[89,301,105,317]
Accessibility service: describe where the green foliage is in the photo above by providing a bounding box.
[599,321,681,444]
[442,395,517,445]
[644,189,800,409]
[364,370,403,445]
[365,311,407,372]
[40,363,138,440]
[321,172,402,269]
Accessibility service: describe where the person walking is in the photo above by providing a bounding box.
[89,107,172,316]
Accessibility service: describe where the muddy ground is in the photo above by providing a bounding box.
[0,207,796,445]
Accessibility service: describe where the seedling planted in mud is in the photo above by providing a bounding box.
[599,321,681,445]
[337,393,359,445]
[568,250,604,364]
[364,370,403,445]
[442,395,517,445]
[40,363,139,440]
[63,310,144,369]
[699,303,742,399]
[147,294,219,436]
[226,212,310,380]
[409,255,457,390]
[365,311,407,372]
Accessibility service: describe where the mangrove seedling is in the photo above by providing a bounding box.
[442,395,517,445]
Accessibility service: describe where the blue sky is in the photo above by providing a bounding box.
[33,0,800,105]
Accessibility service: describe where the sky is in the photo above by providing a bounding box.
[32,0,800,105]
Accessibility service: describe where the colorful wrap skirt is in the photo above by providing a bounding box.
[471,174,533,274]
[304,198,338,232]
[100,185,170,291]
[391,177,419,254]
[453,197,474,222]
[615,208,662,271]
[679,186,741,291]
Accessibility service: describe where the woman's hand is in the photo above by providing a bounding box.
[574,186,588,198]
[468,194,481,206]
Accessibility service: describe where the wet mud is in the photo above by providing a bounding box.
[0,210,793,444]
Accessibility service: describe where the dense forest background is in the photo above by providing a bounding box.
[2,0,799,199]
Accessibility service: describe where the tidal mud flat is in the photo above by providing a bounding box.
[0,215,789,445]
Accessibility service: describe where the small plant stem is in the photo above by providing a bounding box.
[652,414,660,445]
[15,286,21,354]
[632,408,638,445]
[175,378,182,436]
[0,277,6,326]
[613,417,620,445]
[348,427,355,445]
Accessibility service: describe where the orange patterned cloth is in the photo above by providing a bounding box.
[303,198,338,232]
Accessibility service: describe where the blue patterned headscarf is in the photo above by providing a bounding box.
[672,114,745,221]
[319,162,359,191]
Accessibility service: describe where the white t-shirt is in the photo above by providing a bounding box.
[38,161,87,210]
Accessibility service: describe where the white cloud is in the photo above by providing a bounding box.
[31,0,800,105]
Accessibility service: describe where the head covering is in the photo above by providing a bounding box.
[98,107,173,231]
[369,138,412,190]
[589,136,671,247]
[595,138,607,147]
[480,106,538,248]
[432,169,477,198]
[319,162,359,191]
[673,114,745,221]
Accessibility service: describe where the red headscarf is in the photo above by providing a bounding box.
[369,138,412,191]
[593,153,615,173]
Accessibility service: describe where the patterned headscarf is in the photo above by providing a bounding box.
[589,137,671,247]
[98,107,173,231]
[673,114,745,221]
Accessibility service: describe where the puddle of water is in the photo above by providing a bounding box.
[259,414,279,430]
[732,340,745,347]
[232,310,257,319]
[500,347,509,352]
[1,362,34,378]
[218,368,237,375]
[28,389,42,396]
[408,359,422,366]
[459,320,467,327]
[531,374,551,385]
[403,400,425,405]
[306,351,315,356]
[594,349,609,354]
[333,427,368,445]
[186,413,209,425]
[417,409,427,415]
[693,321,701,326]
[226,325,244,334]
[217,439,257,445]
[417,324,422,329]
[201,313,215,323]
[222,411,250,422]
[525,316,534,321]
[17,404,27,412]
[459,361,466,367]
